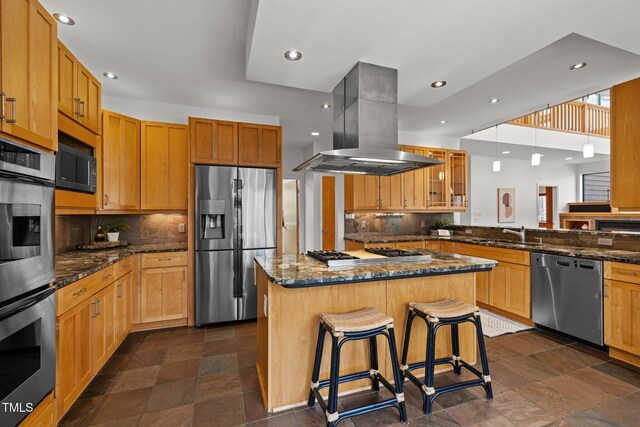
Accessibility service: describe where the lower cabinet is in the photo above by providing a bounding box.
[90,283,117,370]
[19,393,55,427]
[140,254,188,324]
[604,261,640,367]
[456,243,531,321]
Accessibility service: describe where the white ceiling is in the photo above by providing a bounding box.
[40,0,640,149]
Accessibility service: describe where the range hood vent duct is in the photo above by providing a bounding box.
[294,62,442,176]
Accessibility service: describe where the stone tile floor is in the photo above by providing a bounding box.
[60,321,640,426]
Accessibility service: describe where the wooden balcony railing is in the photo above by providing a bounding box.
[508,100,609,137]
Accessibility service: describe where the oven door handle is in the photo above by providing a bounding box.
[0,287,55,321]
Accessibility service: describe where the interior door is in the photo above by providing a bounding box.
[322,176,335,250]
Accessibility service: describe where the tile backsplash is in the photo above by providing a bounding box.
[56,214,188,253]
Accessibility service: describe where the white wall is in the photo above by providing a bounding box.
[461,156,578,228]
[399,131,460,149]
[103,95,279,125]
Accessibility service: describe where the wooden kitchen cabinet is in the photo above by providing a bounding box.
[344,174,379,211]
[379,174,404,210]
[102,110,140,210]
[141,121,188,210]
[604,261,640,367]
[56,298,93,418]
[20,393,55,427]
[0,0,57,151]
[395,241,425,250]
[427,148,448,210]
[456,243,531,321]
[611,78,640,211]
[239,123,282,167]
[114,273,132,343]
[58,42,102,134]
[189,117,238,165]
[448,150,468,210]
[90,283,117,371]
[401,145,427,210]
[140,266,188,323]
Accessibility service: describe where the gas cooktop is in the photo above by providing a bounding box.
[306,249,432,268]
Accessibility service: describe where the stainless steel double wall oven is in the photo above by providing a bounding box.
[0,137,56,427]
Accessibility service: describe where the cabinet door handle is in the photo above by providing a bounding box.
[79,100,85,118]
[158,257,172,261]
[90,300,99,318]
[72,287,87,297]
[615,269,639,277]
[6,97,16,124]
[104,194,109,206]
[0,92,5,120]
[102,273,112,281]
[122,264,131,269]
[74,98,81,116]
[96,300,101,316]
[117,284,122,298]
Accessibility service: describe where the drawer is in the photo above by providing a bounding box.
[396,241,425,250]
[57,264,116,316]
[457,243,529,265]
[605,261,640,284]
[115,257,134,278]
[141,252,187,269]
[364,243,396,249]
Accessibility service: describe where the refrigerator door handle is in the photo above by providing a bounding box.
[237,178,243,249]
[233,251,244,298]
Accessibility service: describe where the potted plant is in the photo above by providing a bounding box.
[100,221,131,242]
[430,218,453,236]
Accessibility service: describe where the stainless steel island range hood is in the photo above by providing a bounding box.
[294,62,442,176]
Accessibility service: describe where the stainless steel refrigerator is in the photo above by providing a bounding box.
[195,166,277,325]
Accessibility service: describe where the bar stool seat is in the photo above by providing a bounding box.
[409,298,479,320]
[321,307,394,333]
[308,307,407,426]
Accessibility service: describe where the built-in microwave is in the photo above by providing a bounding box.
[55,141,97,194]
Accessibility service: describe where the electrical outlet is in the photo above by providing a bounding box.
[178,223,185,233]
[597,238,613,246]
[421,220,426,228]
[465,229,472,234]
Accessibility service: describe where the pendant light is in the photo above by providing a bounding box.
[493,125,501,172]
[583,121,594,158]
[531,110,541,166]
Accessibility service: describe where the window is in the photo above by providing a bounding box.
[582,172,610,202]
[581,90,610,108]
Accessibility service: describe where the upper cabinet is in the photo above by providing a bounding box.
[0,0,57,151]
[57,42,101,134]
[239,123,282,167]
[189,117,282,168]
[190,117,238,165]
[611,78,640,212]
[102,110,140,211]
[141,121,188,210]
[344,145,468,212]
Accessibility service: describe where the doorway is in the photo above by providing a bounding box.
[322,176,336,250]
[537,185,556,229]
[282,179,299,254]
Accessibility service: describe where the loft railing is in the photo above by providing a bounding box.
[508,100,610,137]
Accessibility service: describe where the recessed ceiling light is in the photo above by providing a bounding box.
[53,13,75,25]
[565,157,573,160]
[103,72,118,80]
[284,50,302,61]
[431,80,447,88]
[311,132,320,136]
[501,151,510,154]
[570,62,587,70]
[321,103,331,109]
[489,98,500,104]
[440,120,447,124]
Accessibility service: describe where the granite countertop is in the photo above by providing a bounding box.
[254,250,498,288]
[55,242,187,288]
[344,233,640,265]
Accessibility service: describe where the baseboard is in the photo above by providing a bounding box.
[130,318,188,332]
[609,347,640,368]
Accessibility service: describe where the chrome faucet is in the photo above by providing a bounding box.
[503,226,526,243]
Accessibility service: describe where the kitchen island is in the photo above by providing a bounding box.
[254,250,497,411]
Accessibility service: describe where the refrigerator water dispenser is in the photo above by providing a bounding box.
[200,199,226,239]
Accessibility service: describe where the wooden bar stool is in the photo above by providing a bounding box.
[400,298,493,414]
[308,307,407,427]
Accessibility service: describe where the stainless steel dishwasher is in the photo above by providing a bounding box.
[531,253,604,345]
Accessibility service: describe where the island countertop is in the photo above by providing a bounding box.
[254,250,497,288]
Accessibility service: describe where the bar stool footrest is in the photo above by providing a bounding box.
[315,370,374,391]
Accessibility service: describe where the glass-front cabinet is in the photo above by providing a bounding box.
[448,150,468,210]
[426,148,448,210]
